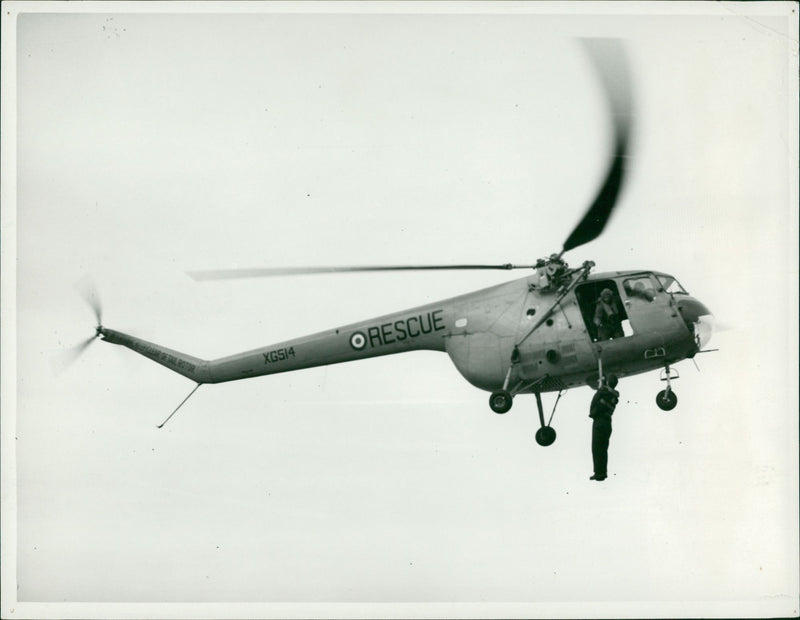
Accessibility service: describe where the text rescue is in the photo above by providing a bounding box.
[350,309,446,350]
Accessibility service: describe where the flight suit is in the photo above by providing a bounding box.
[589,385,619,480]
[594,299,624,340]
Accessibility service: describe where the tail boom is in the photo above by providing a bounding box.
[100,328,210,382]
[98,304,450,385]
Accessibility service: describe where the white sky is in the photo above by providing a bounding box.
[2,2,798,619]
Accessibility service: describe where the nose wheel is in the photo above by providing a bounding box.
[656,365,680,411]
[656,389,677,411]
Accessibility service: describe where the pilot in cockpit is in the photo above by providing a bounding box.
[632,281,655,302]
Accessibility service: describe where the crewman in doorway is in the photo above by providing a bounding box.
[594,288,624,340]
[589,373,619,481]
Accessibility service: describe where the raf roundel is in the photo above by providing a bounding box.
[350,331,367,350]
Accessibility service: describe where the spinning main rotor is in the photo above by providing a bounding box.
[187,39,633,287]
[68,39,633,368]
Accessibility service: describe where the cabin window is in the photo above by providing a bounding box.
[623,276,656,302]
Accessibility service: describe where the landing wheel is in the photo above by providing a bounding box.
[489,390,513,414]
[535,426,557,447]
[656,389,677,411]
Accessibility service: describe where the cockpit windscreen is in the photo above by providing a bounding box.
[656,274,688,295]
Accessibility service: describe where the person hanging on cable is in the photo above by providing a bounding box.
[589,373,619,481]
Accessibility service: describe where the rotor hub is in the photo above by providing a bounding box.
[534,255,571,290]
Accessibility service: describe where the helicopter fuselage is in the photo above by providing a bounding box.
[89,41,719,434]
[100,269,712,395]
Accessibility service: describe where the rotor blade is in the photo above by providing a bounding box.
[76,277,103,325]
[56,335,97,370]
[562,38,633,255]
[188,263,537,281]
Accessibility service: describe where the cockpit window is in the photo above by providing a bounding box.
[623,276,656,302]
[655,275,688,295]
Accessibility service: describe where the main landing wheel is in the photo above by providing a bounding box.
[535,426,557,447]
[489,390,513,414]
[656,389,678,411]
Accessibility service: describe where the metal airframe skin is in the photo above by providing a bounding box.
[100,270,711,396]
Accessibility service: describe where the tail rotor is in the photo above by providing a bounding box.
[77,277,103,329]
[59,279,105,369]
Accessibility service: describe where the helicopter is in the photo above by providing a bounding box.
[78,40,716,441]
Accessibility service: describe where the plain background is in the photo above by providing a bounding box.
[2,2,798,618]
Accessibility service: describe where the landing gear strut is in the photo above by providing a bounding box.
[488,370,561,446]
[656,364,679,411]
[534,391,558,447]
